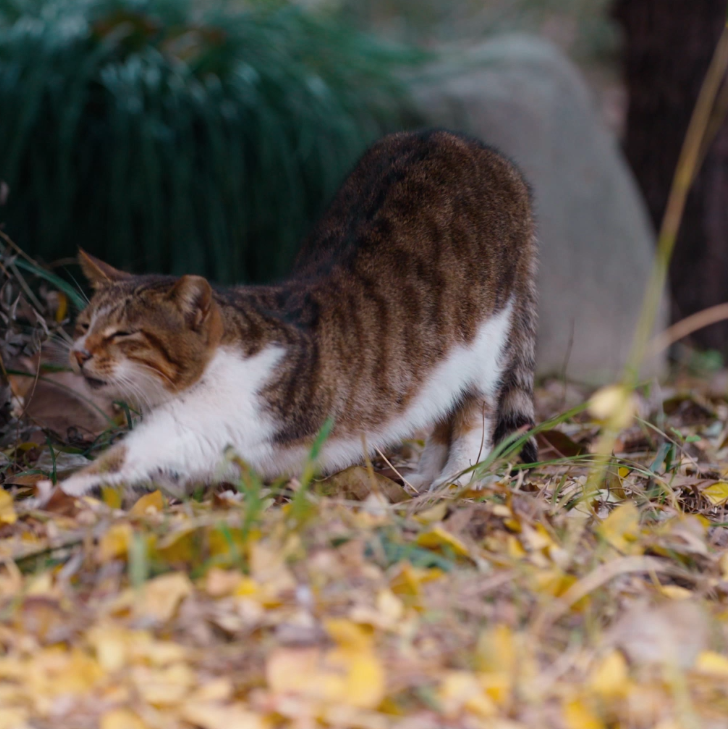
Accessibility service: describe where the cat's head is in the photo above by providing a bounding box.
[70,250,223,409]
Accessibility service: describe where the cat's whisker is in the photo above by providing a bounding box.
[132,361,176,389]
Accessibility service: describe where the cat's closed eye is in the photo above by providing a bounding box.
[110,330,136,341]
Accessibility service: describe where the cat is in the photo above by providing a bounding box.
[42,128,538,499]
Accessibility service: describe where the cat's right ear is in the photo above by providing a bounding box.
[78,249,132,290]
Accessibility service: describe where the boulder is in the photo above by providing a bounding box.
[413,34,667,383]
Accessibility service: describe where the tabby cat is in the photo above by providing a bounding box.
[48,129,538,498]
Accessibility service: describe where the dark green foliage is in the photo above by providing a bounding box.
[0,0,424,283]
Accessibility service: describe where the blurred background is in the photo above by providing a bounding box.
[1,0,727,382]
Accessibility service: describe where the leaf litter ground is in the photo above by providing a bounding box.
[2,253,728,728]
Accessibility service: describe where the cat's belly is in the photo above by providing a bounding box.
[252,298,514,478]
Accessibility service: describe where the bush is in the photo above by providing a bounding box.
[0,0,423,283]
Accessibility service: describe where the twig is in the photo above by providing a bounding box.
[648,302,728,356]
[374,446,419,494]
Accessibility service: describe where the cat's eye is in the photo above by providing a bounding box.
[76,322,89,334]
[111,330,136,340]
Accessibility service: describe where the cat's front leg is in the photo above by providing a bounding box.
[42,410,231,500]
[56,443,132,497]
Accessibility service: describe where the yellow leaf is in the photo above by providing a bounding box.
[414,503,448,525]
[129,490,165,516]
[563,699,604,729]
[331,647,385,710]
[478,673,510,706]
[134,572,192,622]
[0,708,29,729]
[598,502,641,553]
[189,678,233,703]
[100,709,147,729]
[618,466,631,479]
[101,486,123,509]
[324,619,373,651]
[659,584,693,600]
[703,482,728,506]
[156,526,197,564]
[438,671,496,718]
[25,571,54,596]
[97,523,133,562]
[88,625,128,672]
[506,535,526,559]
[588,650,628,698]
[389,563,443,605]
[180,702,264,729]
[131,663,195,706]
[266,645,385,710]
[376,589,404,623]
[588,385,635,428]
[695,650,728,676]
[476,625,515,675]
[0,490,17,526]
[205,568,243,597]
[416,526,470,557]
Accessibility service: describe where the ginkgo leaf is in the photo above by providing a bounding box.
[702,482,728,506]
[598,502,641,553]
[416,526,470,557]
[588,651,628,698]
[0,490,17,525]
[129,490,165,516]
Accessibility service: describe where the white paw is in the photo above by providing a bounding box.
[430,471,471,491]
[59,474,101,497]
[405,473,431,493]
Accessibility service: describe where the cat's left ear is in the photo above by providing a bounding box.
[169,275,214,330]
[78,249,132,290]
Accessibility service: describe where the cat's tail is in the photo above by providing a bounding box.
[493,266,538,465]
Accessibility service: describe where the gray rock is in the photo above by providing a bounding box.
[413,34,667,383]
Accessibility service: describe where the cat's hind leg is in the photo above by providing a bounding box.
[431,392,495,489]
[408,420,450,492]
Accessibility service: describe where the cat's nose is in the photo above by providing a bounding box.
[73,349,92,368]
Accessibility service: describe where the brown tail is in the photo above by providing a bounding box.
[493,262,538,464]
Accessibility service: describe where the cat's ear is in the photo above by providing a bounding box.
[168,275,214,330]
[78,249,131,290]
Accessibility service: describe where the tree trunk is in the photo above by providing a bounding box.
[613,0,728,352]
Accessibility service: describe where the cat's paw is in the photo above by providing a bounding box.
[404,473,431,493]
[429,471,486,491]
[22,478,55,510]
[59,473,104,498]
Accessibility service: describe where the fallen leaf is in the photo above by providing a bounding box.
[438,671,496,718]
[0,490,17,525]
[319,466,410,503]
[130,490,165,516]
[416,526,470,557]
[180,702,264,729]
[134,572,193,622]
[97,523,133,563]
[266,643,385,710]
[100,709,147,729]
[563,698,604,729]
[702,481,728,506]
[695,651,728,677]
[588,650,628,698]
[537,430,587,458]
[609,599,707,669]
[598,502,641,554]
